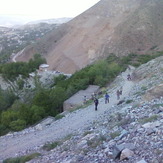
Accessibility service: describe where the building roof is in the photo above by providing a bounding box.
[39,64,49,68]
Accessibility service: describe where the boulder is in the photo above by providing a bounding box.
[120,148,134,160]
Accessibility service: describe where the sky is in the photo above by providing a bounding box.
[0,0,100,20]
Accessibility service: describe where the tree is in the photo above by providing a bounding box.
[30,105,45,124]
[9,119,26,131]
[1,110,19,127]
[50,86,67,114]
[32,89,52,115]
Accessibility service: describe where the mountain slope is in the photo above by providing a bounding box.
[1,56,163,162]
[16,0,163,73]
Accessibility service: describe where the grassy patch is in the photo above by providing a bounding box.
[83,131,93,136]
[138,115,158,124]
[134,91,144,96]
[141,86,148,91]
[3,153,41,163]
[63,134,73,141]
[87,139,101,148]
[69,105,82,112]
[126,99,133,104]
[69,99,94,113]
[42,141,61,151]
[152,104,163,108]
[117,117,132,127]
[55,114,65,120]
[110,131,121,139]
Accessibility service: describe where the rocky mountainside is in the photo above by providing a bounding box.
[1,56,162,162]
[15,0,163,73]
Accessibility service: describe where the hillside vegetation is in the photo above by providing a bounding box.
[0,55,163,163]
[0,52,162,136]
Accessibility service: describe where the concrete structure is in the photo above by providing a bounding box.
[63,85,100,111]
[39,64,49,72]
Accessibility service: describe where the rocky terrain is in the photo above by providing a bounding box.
[15,0,163,73]
[0,56,162,163]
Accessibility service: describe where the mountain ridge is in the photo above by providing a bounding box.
[15,0,163,74]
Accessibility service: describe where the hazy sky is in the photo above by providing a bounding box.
[0,0,100,19]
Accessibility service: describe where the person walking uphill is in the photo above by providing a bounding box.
[94,98,99,111]
[105,93,110,104]
[116,89,120,100]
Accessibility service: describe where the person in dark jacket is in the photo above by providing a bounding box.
[94,98,99,111]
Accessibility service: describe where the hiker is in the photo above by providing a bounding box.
[127,74,131,80]
[116,90,120,100]
[119,86,123,95]
[91,93,95,100]
[94,98,99,111]
[94,93,97,99]
[83,96,87,104]
[128,65,131,71]
[105,93,110,104]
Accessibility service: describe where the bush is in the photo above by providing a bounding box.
[0,88,17,111]
[9,119,26,131]
[3,153,41,163]
[138,115,158,124]
[110,131,121,139]
[126,99,133,104]
[0,54,46,81]
[55,114,65,120]
[1,110,19,127]
[42,141,61,151]
[54,74,67,85]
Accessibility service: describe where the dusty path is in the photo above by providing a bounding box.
[0,68,135,161]
[11,48,25,62]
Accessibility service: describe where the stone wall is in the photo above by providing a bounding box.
[63,85,100,111]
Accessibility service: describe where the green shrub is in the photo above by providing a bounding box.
[1,54,46,81]
[42,141,61,151]
[110,131,121,139]
[9,119,26,131]
[1,110,19,127]
[54,74,67,85]
[126,99,133,104]
[0,124,9,136]
[138,115,158,124]
[55,114,65,120]
[3,153,41,163]
[141,86,147,91]
[83,131,93,136]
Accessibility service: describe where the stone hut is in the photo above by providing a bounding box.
[63,85,100,111]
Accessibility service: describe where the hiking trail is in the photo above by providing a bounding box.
[0,67,135,161]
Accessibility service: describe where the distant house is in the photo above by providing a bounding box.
[63,85,100,111]
[29,72,35,78]
[39,64,49,72]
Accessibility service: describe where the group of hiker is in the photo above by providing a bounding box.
[93,92,110,111]
[127,74,132,80]
[83,73,132,111]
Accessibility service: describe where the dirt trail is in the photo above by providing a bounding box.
[11,48,25,62]
[0,67,135,161]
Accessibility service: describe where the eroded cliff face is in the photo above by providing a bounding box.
[16,0,163,73]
